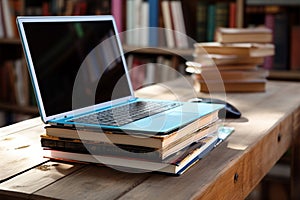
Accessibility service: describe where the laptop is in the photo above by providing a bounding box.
[16,15,223,134]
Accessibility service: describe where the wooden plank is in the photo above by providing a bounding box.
[0,117,43,137]
[291,107,300,200]
[0,161,83,199]
[33,165,150,200]
[0,124,47,182]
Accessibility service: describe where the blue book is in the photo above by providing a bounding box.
[149,0,159,47]
[207,4,216,42]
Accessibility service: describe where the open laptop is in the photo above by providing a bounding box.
[16,15,223,134]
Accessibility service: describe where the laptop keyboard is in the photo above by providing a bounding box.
[70,101,181,126]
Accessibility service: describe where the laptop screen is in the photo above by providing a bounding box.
[20,17,133,118]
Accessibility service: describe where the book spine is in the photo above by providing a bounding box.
[0,1,5,38]
[215,2,229,30]
[263,13,275,70]
[206,4,215,42]
[111,0,123,33]
[161,0,175,48]
[290,26,300,70]
[41,137,162,161]
[149,0,159,47]
[126,0,134,45]
[229,2,236,28]
[2,0,14,38]
[196,1,207,42]
[273,13,289,70]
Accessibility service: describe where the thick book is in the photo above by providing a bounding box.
[193,78,266,93]
[193,54,264,66]
[45,110,220,149]
[215,27,273,43]
[43,133,220,175]
[195,42,275,57]
[42,122,219,161]
[186,61,259,72]
[192,68,269,82]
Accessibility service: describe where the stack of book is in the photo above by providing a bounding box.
[41,108,226,175]
[188,27,274,93]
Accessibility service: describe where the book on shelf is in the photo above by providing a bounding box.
[195,42,275,57]
[43,133,220,175]
[126,0,161,47]
[273,13,289,70]
[42,122,219,161]
[45,109,220,149]
[161,0,188,48]
[0,59,29,105]
[215,27,273,43]
[290,26,300,70]
[161,0,175,48]
[196,1,208,42]
[263,14,275,70]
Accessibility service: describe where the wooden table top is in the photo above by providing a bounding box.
[1,79,300,200]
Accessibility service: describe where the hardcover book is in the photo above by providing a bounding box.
[42,122,220,161]
[43,133,220,175]
[195,42,275,57]
[215,27,273,43]
[45,110,219,149]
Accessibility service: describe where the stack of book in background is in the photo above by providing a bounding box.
[41,106,225,175]
[187,27,275,93]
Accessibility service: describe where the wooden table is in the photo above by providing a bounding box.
[1,80,300,200]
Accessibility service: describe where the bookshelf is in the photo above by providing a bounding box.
[0,0,245,126]
[244,0,300,80]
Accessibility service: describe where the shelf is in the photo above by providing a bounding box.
[268,70,300,81]
[0,102,38,115]
[247,0,300,6]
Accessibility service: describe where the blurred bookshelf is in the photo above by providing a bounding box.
[244,0,300,80]
[1,0,299,126]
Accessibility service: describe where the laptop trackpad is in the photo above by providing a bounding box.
[121,111,199,133]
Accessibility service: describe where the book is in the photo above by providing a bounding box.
[193,54,264,66]
[186,61,259,72]
[273,13,289,70]
[170,0,188,48]
[41,122,219,161]
[45,110,220,149]
[195,42,275,57]
[148,0,159,47]
[43,133,220,175]
[2,0,15,38]
[229,2,236,28]
[192,68,269,82]
[193,77,266,93]
[206,4,215,42]
[111,0,123,33]
[215,27,273,43]
[161,0,175,48]
[196,1,207,42]
[215,2,229,32]
[290,26,300,70]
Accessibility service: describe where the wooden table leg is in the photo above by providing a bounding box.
[291,109,300,200]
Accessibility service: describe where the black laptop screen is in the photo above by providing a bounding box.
[22,20,132,117]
